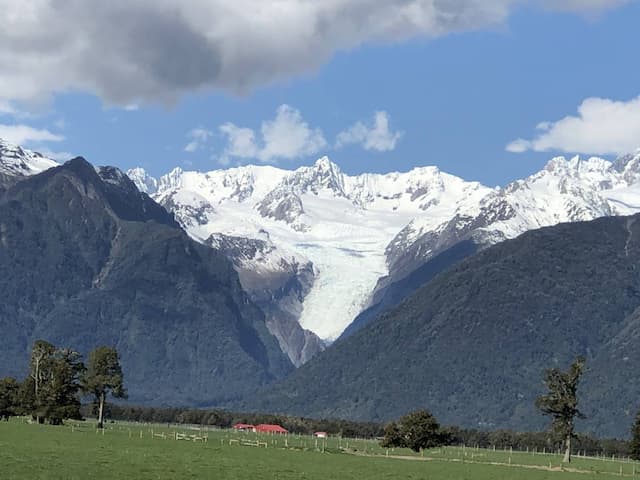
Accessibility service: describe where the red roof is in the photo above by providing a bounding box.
[255,424,288,434]
[233,423,255,430]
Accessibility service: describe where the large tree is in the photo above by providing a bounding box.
[0,377,20,420]
[381,410,443,453]
[83,346,127,428]
[536,356,585,463]
[25,341,84,424]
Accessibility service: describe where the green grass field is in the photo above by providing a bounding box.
[1,418,638,479]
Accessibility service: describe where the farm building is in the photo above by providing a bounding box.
[255,424,288,434]
[313,432,328,438]
[232,423,256,432]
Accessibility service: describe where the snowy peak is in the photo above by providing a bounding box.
[614,149,640,185]
[126,167,158,194]
[0,138,58,178]
[384,151,640,289]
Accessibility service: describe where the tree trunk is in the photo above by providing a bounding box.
[97,392,105,429]
[563,435,571,463]
[34,358,40,425]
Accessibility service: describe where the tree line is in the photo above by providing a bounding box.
[3,346,640,462]
[381,357,640,462]
[0,340,126,428]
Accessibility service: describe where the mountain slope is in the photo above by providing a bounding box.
[0,155,292,405]
[246,214,640,437]
[205,232,325,366]
[354,152,640,337]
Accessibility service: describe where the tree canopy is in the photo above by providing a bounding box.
[83,346,127,428]
[381,410,444,452]
[536,356,585,463]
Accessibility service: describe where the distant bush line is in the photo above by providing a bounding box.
[98,404,630,457]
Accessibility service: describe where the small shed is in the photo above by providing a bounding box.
[233,423,256,432]
[314,432,328,438]
[255,424,288,434]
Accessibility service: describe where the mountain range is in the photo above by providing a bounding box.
[4,137,640,437]
[128,148,640,357]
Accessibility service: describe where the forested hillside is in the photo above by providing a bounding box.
[0,158,292,406]
[248,214,640,437]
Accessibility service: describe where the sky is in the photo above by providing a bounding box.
[1,0,639,187]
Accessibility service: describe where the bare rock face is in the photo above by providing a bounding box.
[206,233,324,366]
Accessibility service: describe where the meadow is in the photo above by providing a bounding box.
[1,417,639,479]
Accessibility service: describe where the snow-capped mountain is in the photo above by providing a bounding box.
[382,152,640,294]
[130,149,640,351]
[130,158,491,343]
[6,136,640,364]
[0,138,58,187]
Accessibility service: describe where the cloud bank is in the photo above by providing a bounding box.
[0,0,629,105]
[507,96,640,156]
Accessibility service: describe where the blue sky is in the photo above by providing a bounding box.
[1,1,639,186]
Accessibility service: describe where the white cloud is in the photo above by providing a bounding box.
[218,123,258,163]
[506,95,640,156]
[183,127,213,152]
[336,111,403,152]
[0,0,628,105]
[218,105,326,164]
[0,124,64,145]
[258,105,327,162]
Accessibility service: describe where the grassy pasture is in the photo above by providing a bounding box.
[1,418,638,479]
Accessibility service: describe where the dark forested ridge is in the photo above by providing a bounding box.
[0,158,292,406]
[245,215,640,437]
[340,239,479,339]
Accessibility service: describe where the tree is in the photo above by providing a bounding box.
[39,348,85,424]
[380,422,403,449]
[630,410,640,460]
[380,410,443,453]
[28,340,56,423]
[535,356,585,463]
[82,346,127,428]
[0,377,20,420]
[25,341,84,424]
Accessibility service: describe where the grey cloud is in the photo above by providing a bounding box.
[0,0,629,105]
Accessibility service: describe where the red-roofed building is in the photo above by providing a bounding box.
[233,423,256,432]
[255,424,288,434]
